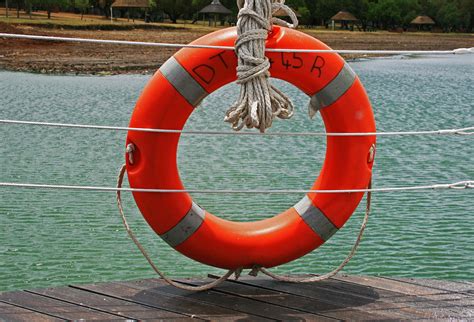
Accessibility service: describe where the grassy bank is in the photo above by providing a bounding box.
[0,9,220,31]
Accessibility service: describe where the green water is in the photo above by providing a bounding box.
[1,55,473,291]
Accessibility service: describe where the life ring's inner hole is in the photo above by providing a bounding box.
[177,79,327,222]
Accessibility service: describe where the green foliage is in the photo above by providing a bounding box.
[160,0,192,23]
[398,0,420,25]
[437,1,463,30]
[74,0,90,9]
[30,0,69,7]
[368,0,402,28]
[219,0,238,13]
[192,0,209,11]
[297,5,311,25]
[29,0,70,18]
[24,0,470,32]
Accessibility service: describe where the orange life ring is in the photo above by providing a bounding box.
[126,27,376,269]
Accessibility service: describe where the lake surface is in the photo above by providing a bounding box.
[1,54,473,291]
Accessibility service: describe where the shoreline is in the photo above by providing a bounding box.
[0,54,417,77]
[1,22,472,75]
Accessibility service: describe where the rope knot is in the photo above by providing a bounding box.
[225,0,298,133]
[125,143,135,164]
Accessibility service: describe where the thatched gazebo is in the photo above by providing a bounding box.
[111,0,150,22]
[111,0,149,8]
[410,15,435,31]
[330,10,358,30]
[199,0,232,27]
[273,7,302,18]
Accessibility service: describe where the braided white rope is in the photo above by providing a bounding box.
[116,164,237,291]
[271,1,298,28]
[224,0,298,132]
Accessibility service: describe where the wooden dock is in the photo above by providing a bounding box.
[1,274,473,320]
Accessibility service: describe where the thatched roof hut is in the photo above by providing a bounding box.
[410,15,435,25]
[198,0,232,27]
[199,0,232,15]
[111,0,150,8]
[330,11,358,22]
[329,10,358,30]
[273,7,302,18]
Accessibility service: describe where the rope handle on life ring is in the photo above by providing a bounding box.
[116,163,373,291]
[117,164,237,291]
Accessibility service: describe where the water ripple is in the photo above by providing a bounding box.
[0,54,472,291]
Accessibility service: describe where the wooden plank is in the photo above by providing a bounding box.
[407,305,474,318]
[310,275,473,314]
[0,301,63,322]
[386,277,474,294]
[219,275,443,319]
[221,275,416,305]
[29,286,189,320]
[123,278,333,321]
[334,277,474,317]
[1,275,472,320]
[0,291,122,320]
[74,281,261,321]
[333,274,449,296]
[388,293,474,317]
[302,275,474,318]
[178,277,400,321]
[390,292,472,304]
[212,275,425,318]
[234,274,407,299]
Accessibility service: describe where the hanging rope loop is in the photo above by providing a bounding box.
[117,162,373,288]
[256,177,373,283]
[271,0,299,28]
[116,164,236,292]
[225,0,298,132]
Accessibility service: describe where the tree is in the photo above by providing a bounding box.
[96,0,114,18]
[297,5,311,25]
[160,0,192,23]
[303,0,318,25]
[368,0,402,29]
[317,0,339,25]
[30,0,69,19]
[458,0,474,31]
[219,0,237,14]
[74,0,90,20]
[343,0,370,30]
[192,0,208,12]
[285,0,310,25]
[125,0,473,32]
[286,0,306,8]
[398,0,420,27]
[437,1,463,31]
[24,0,32,19]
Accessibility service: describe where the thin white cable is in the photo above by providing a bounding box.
[1,33,473,55]
[1,119,473,136]
[0,180,472,193]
